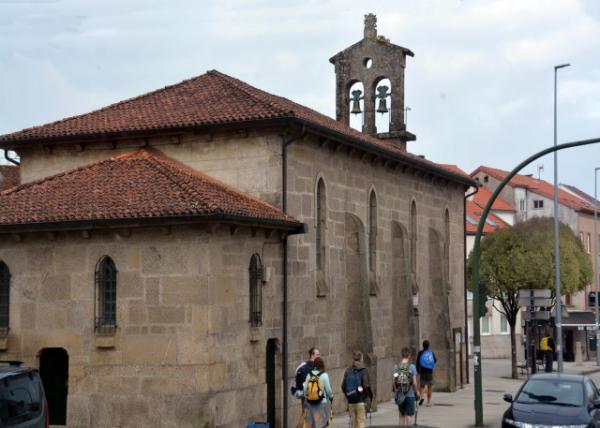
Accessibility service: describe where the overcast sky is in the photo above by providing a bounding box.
[1,0,600,195]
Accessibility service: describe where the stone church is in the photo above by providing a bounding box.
[0,14,472,428]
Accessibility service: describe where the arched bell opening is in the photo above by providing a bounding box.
[348,81,365,131]
[374,77,391,133]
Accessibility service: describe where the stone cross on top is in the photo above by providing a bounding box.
[330,13,416,150]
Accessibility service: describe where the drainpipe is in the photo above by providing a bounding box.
[3,150,20,166]
[281,127,306,428]
[464,185,479,385]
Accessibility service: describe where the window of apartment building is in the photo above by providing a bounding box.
[481,315,491,335]
[500,314,508,334]
[0,261,9,331]
[95,256,117,331]
[533,199,544,209]
[587,233,592,254]
[519,199,526,211]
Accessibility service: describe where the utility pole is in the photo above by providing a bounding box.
[553,63,570,372]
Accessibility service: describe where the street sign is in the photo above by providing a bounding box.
[519,297,553,307]
[521,311,551,321]
[519,289,552,298]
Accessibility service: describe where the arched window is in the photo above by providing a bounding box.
[316,178,327,272]
[368,190,377,273]
[95,256,117,330]
[445,209,450,281]
[249,253,263,327]
[410,201,417,275]
[0,261,10,331]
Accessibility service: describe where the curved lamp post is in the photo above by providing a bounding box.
[472,136,600,426]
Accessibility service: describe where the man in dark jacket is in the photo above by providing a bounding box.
[416,339,437,407]
[293,347,320,428]
[341,350,371,428]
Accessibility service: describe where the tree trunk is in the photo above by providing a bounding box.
[510,320,518,379]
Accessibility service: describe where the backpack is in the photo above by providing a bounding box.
[306,372,324,404]
[394,363,412,393]
[343,368,363,404]
[291,362,312,396]
[419,349,435,370]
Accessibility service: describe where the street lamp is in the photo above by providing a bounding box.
[553,63,570,373]
[595,167,600,366]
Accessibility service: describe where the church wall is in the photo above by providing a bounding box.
[0,225,284,428]
[284,135,466,417]
[17,128,282,207]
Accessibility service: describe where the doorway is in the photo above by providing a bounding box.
[39,348,69,425]
[266,339,277,428]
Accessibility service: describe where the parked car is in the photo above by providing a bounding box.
[0,361,48,428]
[502,373,600,428]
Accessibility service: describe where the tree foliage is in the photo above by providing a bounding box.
[468,217,592,298]
[467,217,592,378]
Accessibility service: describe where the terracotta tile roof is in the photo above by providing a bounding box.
[0,70,473,187]
[0,149,301,231]
[471,165,595,214]
[0,165,19,192]
[561,184,600,208]
[472,185,515,212]
[466,200,509,234]
[438,164,471,180]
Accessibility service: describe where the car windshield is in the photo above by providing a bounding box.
[516,379,583,407]
[0,372,42,425]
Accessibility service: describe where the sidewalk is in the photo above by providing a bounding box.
[331,358,600,428]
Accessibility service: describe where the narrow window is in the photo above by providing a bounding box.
[587,233,592,254]
[580,232,585,244]
[95,256,117,331]
[249,253,263,327]
[444,209,450,282]
[519,199,525,211]
[316,178,326,271]
[0,261,10,332]
[481,315,490,335]
[410,201,417,275]
[368,190,377,273]
[500,314,508,334]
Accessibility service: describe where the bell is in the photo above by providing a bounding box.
[377,97,388,114]
[350,89,363,115]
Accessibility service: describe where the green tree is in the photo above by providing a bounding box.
[468,217,592,379]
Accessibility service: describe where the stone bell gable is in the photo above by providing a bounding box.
[330,13,416,149]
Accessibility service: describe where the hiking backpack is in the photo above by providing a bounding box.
[419,349,435,370]
[306,372,324,404]
[394,363,412,393]
[343,368,363,404]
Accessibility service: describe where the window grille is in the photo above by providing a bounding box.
[95,256,117,332]
[0,261,10,331]
[249,254,263,327]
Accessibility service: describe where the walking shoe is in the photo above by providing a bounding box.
[418,398,424,406]
[425,401,432,407]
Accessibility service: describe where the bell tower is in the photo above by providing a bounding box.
[329,14,416,150]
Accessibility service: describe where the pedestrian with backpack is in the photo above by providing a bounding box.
[293,347,321,428]
[341,350,370,428]
[416,339,436,407]
[393,347,418,426]
[303,357,333,428]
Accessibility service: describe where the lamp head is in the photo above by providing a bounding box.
[554,63,571,70]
